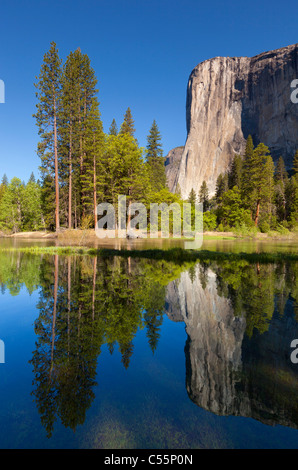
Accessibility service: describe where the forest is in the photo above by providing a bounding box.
[0,42,297,236]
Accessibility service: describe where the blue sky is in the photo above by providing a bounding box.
[0,0,297,182]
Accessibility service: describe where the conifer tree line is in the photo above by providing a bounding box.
[0,42,171,233]
[189,137,298,232]
[31,42,169,232]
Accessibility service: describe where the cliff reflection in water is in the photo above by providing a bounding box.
[165,261,298,428]
[1,251,298,436]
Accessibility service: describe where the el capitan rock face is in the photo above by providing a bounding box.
[170,43,298,198]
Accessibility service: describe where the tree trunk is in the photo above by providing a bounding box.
[254,199,260,226]
[53,92,60,231]
[93,146,97,229]
[68,123,72,229]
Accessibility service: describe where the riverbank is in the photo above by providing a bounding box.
[1,245,298,264]
[2,228,297,242]
[0,231,57,239]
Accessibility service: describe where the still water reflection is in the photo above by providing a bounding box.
[0,250,298,448]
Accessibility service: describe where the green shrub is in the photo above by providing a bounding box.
[259,221,271,233]
[234,223,258,237]
[276,224,290,235]
[203,211,217,231]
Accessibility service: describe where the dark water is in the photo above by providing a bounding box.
[0,248,298,448]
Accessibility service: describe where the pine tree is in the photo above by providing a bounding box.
[242,141,274,225]
[34,42,62,231]
[146,120,166,192]
[241,135,255,208]
[81,98,105,227]
[59,48,99,228]
[286,176,298,226]
[60,49,82,229]
[119,107,135,137]
[260,154,275,225]
[187,188,196,204]
[109,119,118,136]
[215,173,228,203]
[275,156,288,221]
[76,51,98,223]
[275,156,288,183]
[28,172,36,183]
[1,174,8,186]
[199,181,209,212]
[228,154,242,189]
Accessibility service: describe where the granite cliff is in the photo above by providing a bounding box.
[167,43,298,197]
[165,266,298,428]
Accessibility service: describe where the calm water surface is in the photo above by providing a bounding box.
[2,234,298,253]
[0,239,298,448]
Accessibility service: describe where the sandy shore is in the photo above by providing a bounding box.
[6,231,57,239]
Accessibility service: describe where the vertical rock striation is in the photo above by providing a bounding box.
[170,43,298,198]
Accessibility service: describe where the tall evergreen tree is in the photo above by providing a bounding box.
[286,175,298,226]
[77,51,99,222]
[28,172,36,184]
[58,48,99,228]
[242,140,274,225]
[1,174,8,186]
[215,173,228,203]
[241,135,255,205]
[228,154,242,189]
[109,119,118,136]
[187,188,196,204]
[199,180,209,212]
[275,156,288,221]
[146,120,166,192]
[60,49,82,229]
[275,156,288,183]
[81,98,105,227]
[34,41,62,231]
[119,107,135,137]
[260,153,275,225]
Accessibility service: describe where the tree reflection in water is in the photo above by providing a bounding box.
[0,251,297,436]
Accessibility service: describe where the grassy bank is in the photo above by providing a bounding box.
[2,227,298,242]
[1,245,298,264]
[57,228,298,241]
